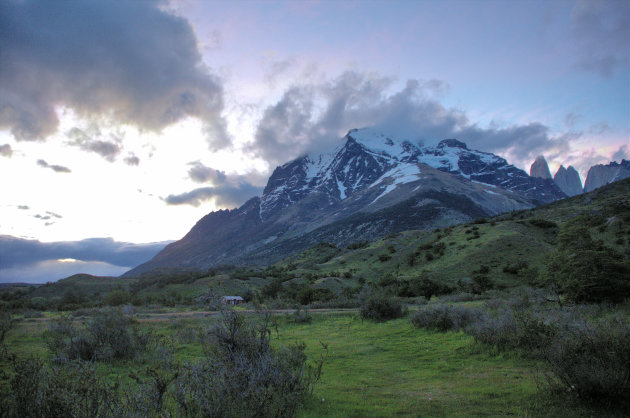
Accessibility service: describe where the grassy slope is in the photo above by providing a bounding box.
[275,178,630,290]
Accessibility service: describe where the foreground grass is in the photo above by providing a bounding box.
[2,310,617,417]
[274,313,539,417]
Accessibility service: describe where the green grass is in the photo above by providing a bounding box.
[275,313,539,416]
[2,310,623,416]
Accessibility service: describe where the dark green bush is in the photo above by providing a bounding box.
[360,294,405,321]
[544,222,630,303]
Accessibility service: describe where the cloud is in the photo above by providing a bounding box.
[0,0,229,148]
[37,159,71,173]
[570,0,630,77]
[188,161,227,183]
[66,127,121,161]
[164,182,262,208]
[612,144,629,162]
[0,144,12,157]
[0,235,170,281]
[250,71,567,170]
[17,205,29,210]
[164,187,215,207]
[164,161,264,207]
[124,154,140,166]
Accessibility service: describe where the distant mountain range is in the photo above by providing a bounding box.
[125,128,567,276]
[529,156,630,196]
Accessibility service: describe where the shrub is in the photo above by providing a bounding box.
[6,357,122,417]
[410,304,485,332]
[174,311,324,417]
[409,277,452,299]
[44,309,149,361]
[360,294,405,321]
[291,308,312,324]
[544,316,630,406]
[467,309,556,354]
[103,290,132,306]
[544,222,630,303]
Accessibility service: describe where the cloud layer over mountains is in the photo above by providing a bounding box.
[251,73,570,171]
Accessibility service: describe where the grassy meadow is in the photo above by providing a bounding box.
[2,307,623,417]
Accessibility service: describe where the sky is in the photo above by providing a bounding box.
[1,0,629,282]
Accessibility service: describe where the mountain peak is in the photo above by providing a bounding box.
[437,139,468,149]
[554,164,582,196]
[530,155,552,179]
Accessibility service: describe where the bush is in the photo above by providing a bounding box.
[467,308,556,354]
[6,357,122,417]
[543,221,630,304]
[291,308,312,324]
[360,294,405,321]
[544,316,630,406]
[103,290,131,306]
[410,304,485,332]
[44,309,150,361]
[174,311,325,417]
[408,277,452,299]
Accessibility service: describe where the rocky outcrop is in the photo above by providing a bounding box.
[530,156,552,179]
[584,160,630,192]
[554,165,583,196]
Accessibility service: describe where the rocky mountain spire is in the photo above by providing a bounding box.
[530,156,552,179]
[584,160,630,192]
[553,165,583,196]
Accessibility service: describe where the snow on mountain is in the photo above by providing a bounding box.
[259,128,565,220]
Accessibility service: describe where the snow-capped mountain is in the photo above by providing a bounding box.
[125,128,565,276]
[259,128,564,220]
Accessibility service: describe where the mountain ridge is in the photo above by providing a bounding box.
[124,128,566,276]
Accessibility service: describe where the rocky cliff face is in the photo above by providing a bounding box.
[530,156,552,179]
[554,165,583,196]
[124,128,567,276]
[584,160,630,192]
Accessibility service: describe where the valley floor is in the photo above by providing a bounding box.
[2,308,617,417]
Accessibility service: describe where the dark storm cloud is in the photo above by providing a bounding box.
[188,161,227,184]
[571,0,630,77]
[37,159,71,173]
[0,235,170,271]
[0,0,229,148]
[164,182,262,208]
[251,72,565,167]
[166,161,264,207]
[0,144,12,157]
[164,187,215,207]
[66,127,121,161]
[124,154,140,166]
